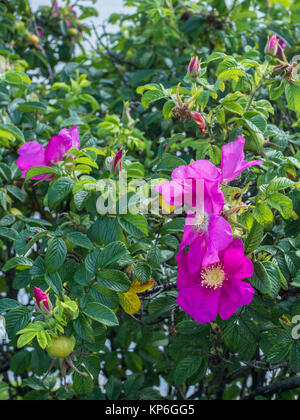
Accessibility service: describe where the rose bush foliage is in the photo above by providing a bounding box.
[0,0,300,401]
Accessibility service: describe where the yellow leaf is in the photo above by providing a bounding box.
[118,279,155,315]
[131,278,155,294]
[159,195,175,214]
[11,208,22,216]
[119,291,141,315]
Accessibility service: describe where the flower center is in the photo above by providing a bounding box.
[201,264,226,290]
[191,212,209,233]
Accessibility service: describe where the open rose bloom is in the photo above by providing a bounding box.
[17,125,80,180]
[180,211,233,274]
[177,239,255,324]
[154,136,262,214]
[153,136,262,324]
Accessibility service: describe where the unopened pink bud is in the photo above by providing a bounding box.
[191,112,206,133]
[265,34,279,56]
[110,150,123,175]
[34,287,50,312]
[188,56,200,77]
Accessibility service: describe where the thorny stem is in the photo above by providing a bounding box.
[66,357,89,377]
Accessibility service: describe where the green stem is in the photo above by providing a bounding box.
[245,81,256,112]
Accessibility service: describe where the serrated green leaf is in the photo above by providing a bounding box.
[245,221,264,254]
[66,232,93,250]
[83,302,119,327]
[97,269,131,293]
[119,214,148,239]
[45,237,67,273]
[48,177,75,205]
[174,355,202,385]
[267,193,293,220]
[2,257,33,272]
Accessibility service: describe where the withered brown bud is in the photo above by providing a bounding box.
[172,104,192,123]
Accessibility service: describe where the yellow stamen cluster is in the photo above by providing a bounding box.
[201,264,226,290]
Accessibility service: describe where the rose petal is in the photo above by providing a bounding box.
[17,142,46,179]
[177,284,221,324]
[45,125,80,165]
[218,278,255,320]
[189,160,221,181]
[202,215,233,267]
[221,136,263,182]
[222,238,254,280]
[177,251,202,290]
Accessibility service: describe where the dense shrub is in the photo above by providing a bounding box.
[0,0,299,401]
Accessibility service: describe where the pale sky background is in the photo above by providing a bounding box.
[30,0,126,24]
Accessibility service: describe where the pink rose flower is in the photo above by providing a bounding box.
[153,136,263,215]
[17,125,80,180]
[34,287,50,312]
[177,238,255,324]
[180,211,233,273]
[44,125,80,166]
[155,160,225,215]
[17,142,48,180]
[66,20,71,28]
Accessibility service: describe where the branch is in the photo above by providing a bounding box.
[244,377,300,400]
[92,23,138,88]
[28,3,54,83]
[98,24,141,70]
[143,282,177,297]
[128,314,170,326]
[0,362,9,374]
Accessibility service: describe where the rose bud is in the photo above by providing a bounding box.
[188,56,200,78]
[277,38,287,58]
[109,150,124,175]
[264,34,279,56]
[34,287,51,313]
[191,111,206,133]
